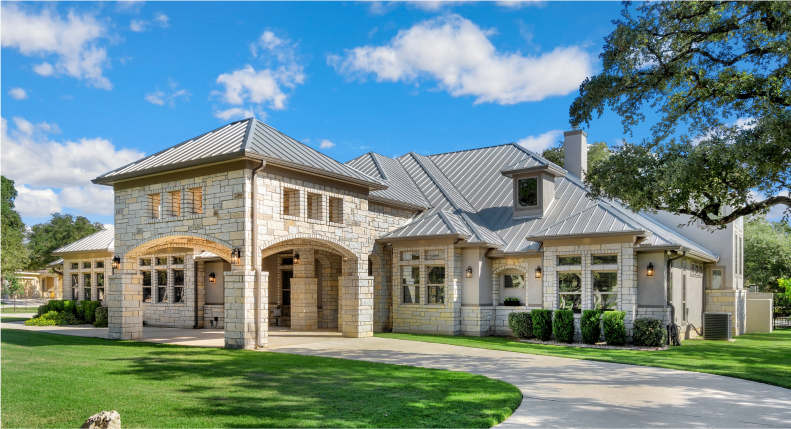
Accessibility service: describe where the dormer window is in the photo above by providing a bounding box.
[518,178,538,207]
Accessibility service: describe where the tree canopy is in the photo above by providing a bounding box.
[744,218,791,291]
[26,214,104,270]
[541,141,611,170]
[1,176,28,274]
[570,1,791,226]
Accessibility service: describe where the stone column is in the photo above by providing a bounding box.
[292,249,318,330]
[339,274,374,338]
[108,271,143,340]
[224,270,256,349]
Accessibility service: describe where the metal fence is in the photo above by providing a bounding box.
[775,316,791,330]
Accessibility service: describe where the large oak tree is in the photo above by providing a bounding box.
[570,1,791,226]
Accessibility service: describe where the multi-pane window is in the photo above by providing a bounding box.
[307,193,322,221]
[157,270,168,303]
[329,197,343,223]
[187,187,203,215]
[142,271,152,303]
[559,273,582,313]
[518,177,538,207]
[427,266,445,304]
[83,273,92,300]
[504,274,525,288]
[168,190,181,217]
[592,255,617,265]
[283,188,299,217]
[174,270,185,303]
[426,250,445,260]
[140,258,151,267]
[400,251,420,261]
[72,274,79,300]
[402,266,420,304]
[711,269,723,289]
[97,273,105,302]
[156,257,168,266]
[148,193,161,219]
[593,272,617,311]
[71,262,79,270]
[558,256,582,266]
[172,256,184,265]
[83,262,91,269]
[95,261,104,268]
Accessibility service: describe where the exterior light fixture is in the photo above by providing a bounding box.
[112,256,121,270]
[466,266,473,278]
[535,266,542,278]
[231,248,241,265]
[343,256,349,262]
[209,272,216,283]
[647,263,654,277]
[293,253,300,264]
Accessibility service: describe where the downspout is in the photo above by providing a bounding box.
[252,160,266,349]
[193,259,199,329]
[666,250,686,346]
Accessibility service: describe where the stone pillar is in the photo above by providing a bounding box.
[224,270,255,349]
[292,249,318,330]
[107,271,143,340]
[339,274,374,338]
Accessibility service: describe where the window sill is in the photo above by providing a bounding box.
[145,214,205,224]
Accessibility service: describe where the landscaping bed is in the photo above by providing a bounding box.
[517,338,667,351]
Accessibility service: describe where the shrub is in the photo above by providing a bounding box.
[94,306,109,328]
[531,309,553,341]
[553,309,575,343]
[78,301,101,324]
[24,311,59,326]
[37,304,50,316]
[633,317,666,347]
[603,311,627,346]
[62,300,77,316]
[581,310,602,344]
[48,300,64,312]
[56,311,81,325]
[508,312,533,339]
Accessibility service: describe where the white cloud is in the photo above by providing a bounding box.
[1,4,112,89]
[145,81,190,106]
[8,87,28,100]
[363,0,546,13]
[214,30,304,121]
[145,89,166,105]
[130,13,169,32]
[516,129,563,153]
[329,15,593,105]
[1,117,145,218]
[319,139,336,149]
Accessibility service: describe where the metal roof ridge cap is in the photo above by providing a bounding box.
[398,154,433,208]
[437,210,459,235]
[510,143,563,170]
[248,153,387,190]
[241,118,256,151]
[370,153,389,181]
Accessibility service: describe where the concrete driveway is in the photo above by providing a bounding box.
[4,321,791,427]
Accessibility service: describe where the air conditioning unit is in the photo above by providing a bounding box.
[704,312,732,340]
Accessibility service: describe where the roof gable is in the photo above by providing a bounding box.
[53,226,115,254]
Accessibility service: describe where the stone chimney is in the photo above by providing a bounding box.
[563,126,588,180]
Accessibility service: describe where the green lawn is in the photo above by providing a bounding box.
[377,330,791,390]
[1,317,29,323]
[1,306,40,313]
[1,329,521,428]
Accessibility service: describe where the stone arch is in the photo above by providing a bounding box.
[124,233,235,261]
[493,263,529,276]
[492,262,531,307]
[260,234,357,261]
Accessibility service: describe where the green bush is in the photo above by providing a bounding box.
[633,317,666,347]
[62,300,77,316]
[581,310,602,344]
[24,311,59,326]
[37,304,50,316]
[56,311,81,325]
[508,312,533,339]
[603,311,627,346]
[48,300,64,312]
[553,309,575,343]
[78,301,101,324]
[94,306,108,328]
[531,309,553,341]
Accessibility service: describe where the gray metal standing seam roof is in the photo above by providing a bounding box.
[94,119,386,190]
[52,226,115,254]
[346,152,430,209]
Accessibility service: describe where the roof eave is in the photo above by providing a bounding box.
[636,244,719,262]
[527,230,651,241]
[92,152,245,186]
[244,152,388,191]
[52,248,114,257]
[368,195,428,211]
[376,233,471,243]
[501,164,567,178]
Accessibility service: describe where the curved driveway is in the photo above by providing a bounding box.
[272,337,791,428]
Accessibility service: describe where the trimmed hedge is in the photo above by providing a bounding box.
[531,309,553,341]
[508,312,533,339]
[94,307,109,328]
[553,309,575,343]
[603,311,627,346]
[581,310,602,344]
[37,304,50,316]
[78,301,101,324]
[633,317,666,347]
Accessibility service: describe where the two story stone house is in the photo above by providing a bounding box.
[74,118,743,349]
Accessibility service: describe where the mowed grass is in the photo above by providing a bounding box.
[1,317,29,323]
[1,306,41,313]
[1,329,521,428]
[377,330,791,390]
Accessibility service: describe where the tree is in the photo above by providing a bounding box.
[1,176,28,274]
[2,273,25,311]
[744,218,791,289]
[26,214,104,270]
[542,141,612,170]
[570,1,791,227]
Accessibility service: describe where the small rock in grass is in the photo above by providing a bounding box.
[81,410,121,429]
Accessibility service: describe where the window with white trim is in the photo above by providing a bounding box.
[83,273,92,301]
[592,272,617,311]
[558,272,582,313]
[97,273,105,302]
[427,266,445,304]
[402,266,420,304]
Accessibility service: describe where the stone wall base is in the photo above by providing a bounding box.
[705,289,747,336]
[204,304,225,329]
[460,306,494,336]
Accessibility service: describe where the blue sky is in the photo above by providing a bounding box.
[2,1,673,227]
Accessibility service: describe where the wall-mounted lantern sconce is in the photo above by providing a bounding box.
[112,256,121,270]
[647,262,654,277]
[343,256,349,262]
[293,253,300,264]
[231,248,241,265]
[209,272,216,283]
[466,266,473,278]
[535,266,542,278]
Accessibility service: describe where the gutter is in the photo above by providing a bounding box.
[193,259,199,329]
[666,249,686,346]
[252,160,267,349]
